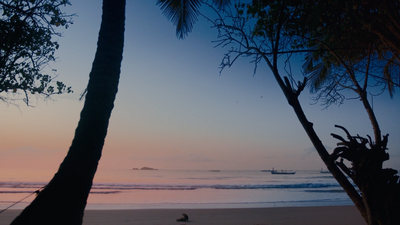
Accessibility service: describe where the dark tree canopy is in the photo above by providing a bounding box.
[245,0,400,105]
[0,0,73,105]
[205,1,400,224]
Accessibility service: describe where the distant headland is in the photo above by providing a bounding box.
[132,167,158,170]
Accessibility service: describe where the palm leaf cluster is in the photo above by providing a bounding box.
[157,0,230,39]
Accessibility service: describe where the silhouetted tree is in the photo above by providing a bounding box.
[0,0,73,105]
[11,0,230,224]
[192,1,399,224]
[11,0,125,224]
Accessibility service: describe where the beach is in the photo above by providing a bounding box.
[0,170,365,224]
[0,206,365,225]
[0,170,355,210]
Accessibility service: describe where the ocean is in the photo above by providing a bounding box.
[0,169,354,210]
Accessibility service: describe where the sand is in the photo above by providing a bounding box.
[0,206,365,225]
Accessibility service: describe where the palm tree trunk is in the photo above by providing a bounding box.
[11,0,126,224]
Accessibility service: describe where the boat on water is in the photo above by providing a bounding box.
[270,168,296,175]
[209,170,220,172]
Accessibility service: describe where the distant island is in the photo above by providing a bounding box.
[132,167,158,170]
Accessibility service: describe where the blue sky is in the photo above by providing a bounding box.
[1,1,399,181]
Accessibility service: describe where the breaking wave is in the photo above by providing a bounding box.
[0,181,341,193]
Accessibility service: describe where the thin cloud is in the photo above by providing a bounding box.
[129,153,214,163]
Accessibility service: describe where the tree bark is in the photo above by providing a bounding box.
[270,69,369,222]
[11,0,126,224]
[259,24,369,221]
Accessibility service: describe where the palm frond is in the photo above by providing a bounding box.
[303,55,330,92]
[383,61,395,98]
[157,0,202,39]
[157,0,231,39]
[212,0,231,7]
[302,54,315,73]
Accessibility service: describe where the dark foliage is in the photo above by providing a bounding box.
[0,0,73,105]
[204,1,400,224]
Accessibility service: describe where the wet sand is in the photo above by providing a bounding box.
[0,205,365,225]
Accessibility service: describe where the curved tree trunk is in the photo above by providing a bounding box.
[269,68,369,223]
[206,2,399,223]
[259,29,368,221]
[288,95,370,222]
[11,0,126,224]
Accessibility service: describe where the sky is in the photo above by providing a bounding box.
[1,1,399,182]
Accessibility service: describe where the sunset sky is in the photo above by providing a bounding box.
[1,1,399,182]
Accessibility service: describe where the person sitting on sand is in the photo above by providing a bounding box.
[176,213,189,222]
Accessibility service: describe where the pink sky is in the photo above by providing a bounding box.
[1,1,399,182]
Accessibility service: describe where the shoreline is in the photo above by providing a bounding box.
[0,205,365,225]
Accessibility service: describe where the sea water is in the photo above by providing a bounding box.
[0,170,354,210]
